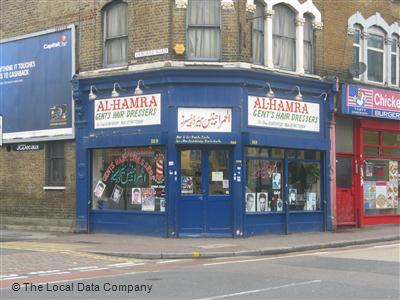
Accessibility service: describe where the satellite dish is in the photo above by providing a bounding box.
[349,62,367,76]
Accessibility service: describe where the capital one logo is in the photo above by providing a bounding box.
[43,35,68,50]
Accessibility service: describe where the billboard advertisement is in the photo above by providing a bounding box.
[0,25,75,142]
[342,84,400,120]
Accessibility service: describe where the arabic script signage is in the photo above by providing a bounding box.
[248,96,320,132]
[342,84,400,120]
[178,107,232,132]
[94,94,161,129]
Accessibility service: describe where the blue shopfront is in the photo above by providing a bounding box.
[72,68,336,237]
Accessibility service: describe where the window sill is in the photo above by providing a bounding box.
[43,186,66,191]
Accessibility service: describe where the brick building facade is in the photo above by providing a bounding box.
[0,0,398,233]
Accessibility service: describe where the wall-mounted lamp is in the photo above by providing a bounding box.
[88,85,99,101]
[265,82,275,98]
[312,92,328,102]
[111,83,125,98]
[294,86,303,101]
[134,79,148,95]
[319,92,328,102]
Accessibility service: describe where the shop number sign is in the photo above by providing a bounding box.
[94,94,161,129]
[248,96,320,132]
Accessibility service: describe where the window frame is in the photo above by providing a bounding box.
[186,0,222,61]
[272,4,296,71]
[245,147,323,214]
[366,30,385,84]
[390,36,399,86]
[252,1,265,65]
[362,129,400,160]
[102,0,128,68]
[352,27,362,81]
[46,142,65,187]
[303,14,314,74]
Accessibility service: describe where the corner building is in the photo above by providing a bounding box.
[72,0,336,237]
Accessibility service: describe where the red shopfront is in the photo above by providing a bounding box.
[336,84,400,227]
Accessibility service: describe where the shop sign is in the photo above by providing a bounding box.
[12,143,44,151]
[342,84,400,120]
[248,96,320,132]
[94,94,161,129]
[178,108,232,132]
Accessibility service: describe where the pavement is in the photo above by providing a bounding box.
[1,224,399,260]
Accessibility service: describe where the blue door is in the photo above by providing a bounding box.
[178,148,233,237]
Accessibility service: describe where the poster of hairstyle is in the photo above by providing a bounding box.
[131,188,142,205]
[159,198,166,212]
[306,192,317,211]
[93,180,106,198]
[257,192,268,212]
[142,188,155,211]
[289,188,297,205]
[111,185,123,204]
[245,193,256,212]
[272,173,281,190]
[181,176,193,194]
[275,191,283,212]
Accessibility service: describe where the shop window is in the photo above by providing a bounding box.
[46,142,65,186]
[363,129,379,145]
[92,147,165,212]
[245,147,321,213]
[364,160,399,215]
[272,4,296,71]
[303,14,314,74]
[382,132,400,146]
[288,161,321,211]
[363,130,400,158]
[246,147,269,158]
[246,159,284,213]
[103,1,128,67]
[187,0,221,60]
[252,1,264,65]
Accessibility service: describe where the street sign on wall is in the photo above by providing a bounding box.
[0,25,75,143]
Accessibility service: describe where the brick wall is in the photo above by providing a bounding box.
[313,0,399,80]
[0,142,76,231]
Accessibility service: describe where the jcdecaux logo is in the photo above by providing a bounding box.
[43,35,68,50]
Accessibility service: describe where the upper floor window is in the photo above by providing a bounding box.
[252,1,264,65]
[303,14,314,74]
[272,4,296,71]
[348,12,400,86]
[391,36,399,86]
[103,1,128,67]
[367,28,385,83]
[352,27,361,67]
[187,0,221,60]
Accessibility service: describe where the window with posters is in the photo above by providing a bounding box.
[245,147,285,213]
[364,160,399,215]
[245,147,322,214]
[92,147,165,212]
[362,129,400,215]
